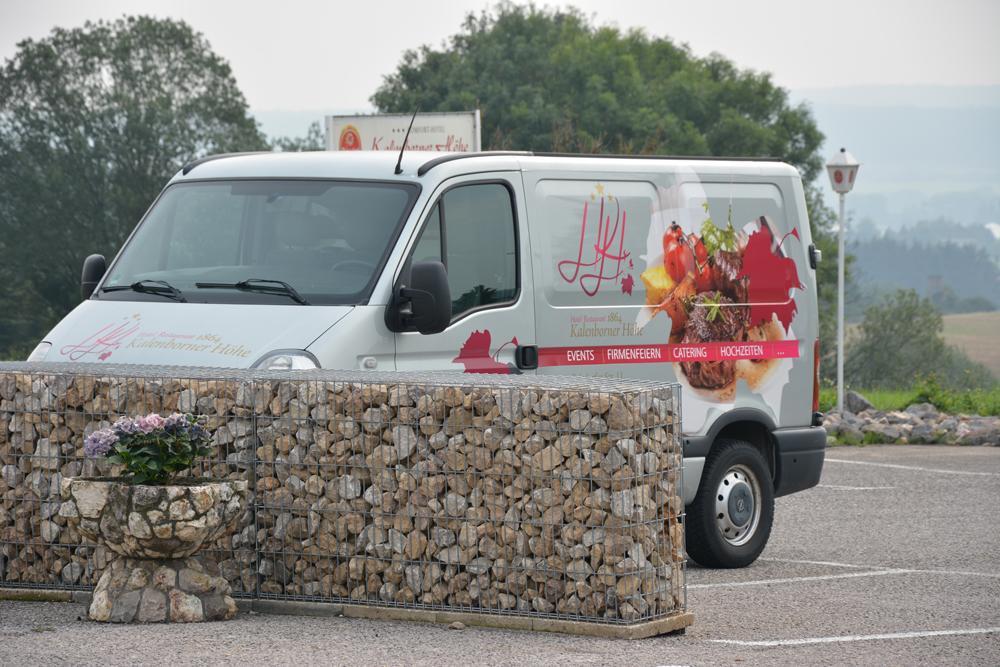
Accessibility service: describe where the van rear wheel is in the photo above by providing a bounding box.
[685,439,774,568]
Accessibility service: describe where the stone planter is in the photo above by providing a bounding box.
[59,477,248,623]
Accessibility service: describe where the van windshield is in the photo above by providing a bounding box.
[99,179,418,305]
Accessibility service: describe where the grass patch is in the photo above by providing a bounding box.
[912,377,1000,416]
[832,432,863,446]
[819,388,919,413]
[942,311,1000,379]
[819,380,1000,416]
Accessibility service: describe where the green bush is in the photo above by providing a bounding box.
[913,376,1000,416]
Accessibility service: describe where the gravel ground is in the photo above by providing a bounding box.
[2,444,998,666]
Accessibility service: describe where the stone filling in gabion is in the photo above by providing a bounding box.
[1,367,685,624]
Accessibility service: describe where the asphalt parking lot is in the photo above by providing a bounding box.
[1,444,998,666]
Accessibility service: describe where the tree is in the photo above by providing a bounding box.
[372,4,824,180]
[0,16,267,357]
[272,121,325,152]
[846,289,992,389]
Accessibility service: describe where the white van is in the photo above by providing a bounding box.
[29,151,826,568]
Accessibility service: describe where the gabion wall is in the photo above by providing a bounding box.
[0,363,684,625]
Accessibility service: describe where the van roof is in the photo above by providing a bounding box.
[172,150,801,183]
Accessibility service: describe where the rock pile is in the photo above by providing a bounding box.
[823,392,999,446]
[0,366,686,625]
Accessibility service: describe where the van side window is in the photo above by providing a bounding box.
[411,183,518,321]
[411,204,442,264]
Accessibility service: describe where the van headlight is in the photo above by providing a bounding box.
[27,342,51,362]
[251,350,320,371]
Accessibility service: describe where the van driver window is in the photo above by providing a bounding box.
[412,183,517,320]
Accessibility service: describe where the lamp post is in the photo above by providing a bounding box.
[826,148,860,414]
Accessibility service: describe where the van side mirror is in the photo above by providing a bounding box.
[81,254,107,300]
[386,261,451,335]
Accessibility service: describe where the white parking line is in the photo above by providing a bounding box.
[704,558,1000,586]
[758,557,891,570]
[688,569,913,589]
[817,484,896,490]
[824,458,1000,477]
[708,627,1000,647]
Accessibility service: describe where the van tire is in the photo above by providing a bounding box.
[685,439,774,568]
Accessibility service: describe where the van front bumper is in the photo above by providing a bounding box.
[773,426,827,497]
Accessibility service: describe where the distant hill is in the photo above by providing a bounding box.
[790,85,1000,229]
[849,234,999,310]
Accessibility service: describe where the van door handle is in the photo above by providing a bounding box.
[515,344,538,370]
[808,244,822,269]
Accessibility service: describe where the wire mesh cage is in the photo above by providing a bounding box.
[0,363,685,626]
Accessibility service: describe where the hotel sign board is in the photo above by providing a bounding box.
[325,111,481,152]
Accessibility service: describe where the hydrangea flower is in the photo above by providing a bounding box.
[84,428,118,457]
[83,411,212,484]
[163,412,189,433]
[136,413,166,433]
[112,416,140,435]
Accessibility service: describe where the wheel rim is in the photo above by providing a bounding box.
[714,464,762,547]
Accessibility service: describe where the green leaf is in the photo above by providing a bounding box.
[700,218,738,256]
[703,292,723,322]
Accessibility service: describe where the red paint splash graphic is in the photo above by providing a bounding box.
[453,330,520,374]
[621,274,634,296]
[736,220,803,332]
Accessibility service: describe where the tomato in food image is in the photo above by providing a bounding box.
[661,223,685,258]
[695,263,714,292]
[665,239,695,283]
[693,237,708,265]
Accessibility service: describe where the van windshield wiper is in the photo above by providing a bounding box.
[101,279,187,302]
[195,279,310,305]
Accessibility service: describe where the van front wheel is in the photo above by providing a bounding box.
[685,439,774,568]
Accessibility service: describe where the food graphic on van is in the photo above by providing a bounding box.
[557,184,634,297]
[59,314,141,361]
[452,329,521,374]
[639,211,802,402]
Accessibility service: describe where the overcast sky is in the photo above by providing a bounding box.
[1,0,998,111]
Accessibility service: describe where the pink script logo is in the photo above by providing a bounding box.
[60,315,141,361]
[557,188,633,297]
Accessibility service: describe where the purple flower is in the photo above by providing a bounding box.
[136,413,166,434]
[163,412,188,433]
[84,428,118,457]
[112,416,140,435]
